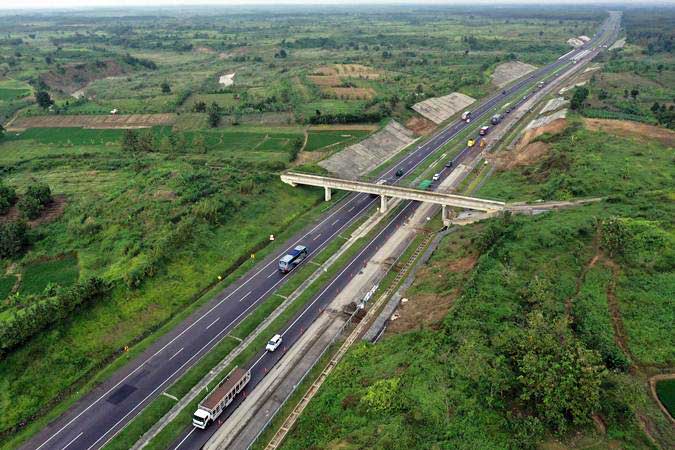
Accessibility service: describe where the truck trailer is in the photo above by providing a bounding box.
[193,367,251,429]
[279,245,308,273]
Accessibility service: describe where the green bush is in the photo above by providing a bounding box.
[0,182,17,214]
[0,221,28,258]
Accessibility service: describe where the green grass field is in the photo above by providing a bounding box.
[19,255,79,296]
[304,129,370,152]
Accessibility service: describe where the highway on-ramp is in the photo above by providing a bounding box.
[21,13,619,450]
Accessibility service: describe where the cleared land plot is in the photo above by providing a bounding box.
[318,120,415,178]
[412,92,475,124]
[308,76,341,86]
[314,64,380,79]
[304,129,371,152]
[322,87,375,100]
[8,114,176,131]
[491,61,537,88]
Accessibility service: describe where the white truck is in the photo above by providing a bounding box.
[192,367,251,429]
[461,111,472,122]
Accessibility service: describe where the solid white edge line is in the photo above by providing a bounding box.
[173,427,196,450]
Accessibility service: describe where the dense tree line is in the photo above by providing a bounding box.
[0,277,110,358]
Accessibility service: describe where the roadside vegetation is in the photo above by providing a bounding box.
[0,4,669,450]
[275,19,675,446]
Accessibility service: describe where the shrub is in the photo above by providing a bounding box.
[0,221,28,258]
[17,182,52,220]
[0,181,17,214]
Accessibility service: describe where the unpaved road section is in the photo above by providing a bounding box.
[412,92,476,124]
[8,113,176,131]
[491,61,537,88]
[318,120,416,179]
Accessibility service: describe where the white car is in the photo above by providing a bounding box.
[266,334,282,352]
[432,173,440,181]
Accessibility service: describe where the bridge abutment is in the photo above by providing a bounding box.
[324,187,332,202]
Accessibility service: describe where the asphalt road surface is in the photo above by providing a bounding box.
[23,13,619,450]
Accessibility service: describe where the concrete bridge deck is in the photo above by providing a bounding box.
[281,172,505,213]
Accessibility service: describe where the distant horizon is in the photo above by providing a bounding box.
[2,0,675,12]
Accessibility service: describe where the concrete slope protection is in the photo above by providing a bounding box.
[21,13,619,450]
[169,15,620,450]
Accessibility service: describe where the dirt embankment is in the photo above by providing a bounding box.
[40,60,126,95]
[584,118,675,147]
[489,118,568,171]
[405,115,436,136]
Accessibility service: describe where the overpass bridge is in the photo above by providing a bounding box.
[280,172,505,224]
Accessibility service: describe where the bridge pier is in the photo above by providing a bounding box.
[324,187,332,202]
[380,195,388,214]
[441,205,452,226]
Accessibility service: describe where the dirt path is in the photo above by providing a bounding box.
[565,227,601,317]
[601,256,638,369]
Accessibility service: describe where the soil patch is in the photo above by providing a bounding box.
[8,113,176,131]
[386,291,458,334]
[293,150,327,166]
[40,59,125,94]
[519,117,568,147]
[584,118,675,147]
[308,124,378,131]
[490,141,551,171]
[405,115,436,136]
[323,86,374,100]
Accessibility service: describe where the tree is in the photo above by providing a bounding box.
[122,129,139,152]
[511,311,605,433]
[0,221,28,258]
[651,102,661,113]
[192,101,207,113]
[18,182,52,220]
[570,86,589,111]
[0,123,4,140]
[137,130,155,152]
[289,137,303,162]
[0,181,16,214]
[35,90,53,109]
[207,102,220,128]
[630,88,639,100]
[160,81,171,94]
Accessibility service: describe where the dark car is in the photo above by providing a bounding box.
[445,160,453,168]
[395,168,404,177]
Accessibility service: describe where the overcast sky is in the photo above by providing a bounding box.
[2,0,674,11]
